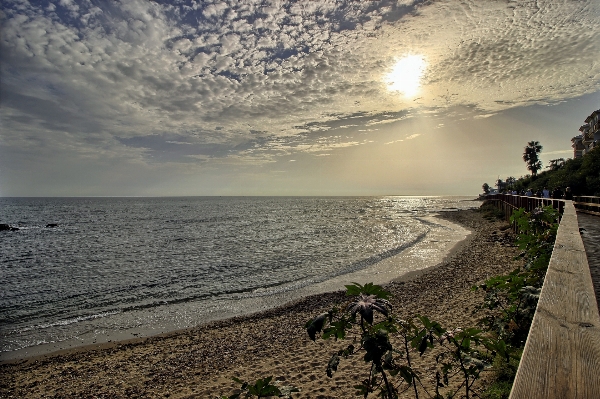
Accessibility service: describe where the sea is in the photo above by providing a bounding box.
[0,196,479,360]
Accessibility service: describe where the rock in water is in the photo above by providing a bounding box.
[0,224,19,231]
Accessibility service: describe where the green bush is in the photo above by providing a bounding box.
[473,206,558,347]
[509,148,600,195]
[481,380,513,399]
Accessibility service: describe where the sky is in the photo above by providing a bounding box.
[1,0,599,197]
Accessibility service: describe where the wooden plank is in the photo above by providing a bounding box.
[510,317,600,398]
[573,202,600,209]
[510,201,600,399]
[574,208,600,217]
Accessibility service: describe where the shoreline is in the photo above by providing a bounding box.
[1,208,522,398]
[0,212,470,363]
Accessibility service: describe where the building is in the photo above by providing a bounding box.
[572,109,600,158]
[571,135,585,158]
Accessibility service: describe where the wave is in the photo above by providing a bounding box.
[11,310,121,334]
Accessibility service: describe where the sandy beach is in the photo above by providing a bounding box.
[0,209,522,398]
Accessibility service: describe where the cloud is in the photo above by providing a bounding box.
[1,0,599,169]
[544,150,573,156]
[116,133,231,163]
[473,113,498,119]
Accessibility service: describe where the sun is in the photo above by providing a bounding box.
[385,55,426,98]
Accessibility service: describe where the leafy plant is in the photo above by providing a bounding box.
[306,283,499,399]
[481,348,522,399]
[220,376,298,399]
[306,282,399,398]
[473,206,557,347]
[437,328,491,399]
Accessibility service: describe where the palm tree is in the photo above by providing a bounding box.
[547,158,565,171]
[505,176,516,192]
[496,179,505,192]
[523,141,543,176]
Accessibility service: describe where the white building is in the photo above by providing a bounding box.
[572,109,600,158]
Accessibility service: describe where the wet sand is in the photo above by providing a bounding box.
[0,209,522,398]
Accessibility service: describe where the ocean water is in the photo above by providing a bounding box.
[0,196,479,359]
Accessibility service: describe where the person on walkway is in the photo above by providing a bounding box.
[552,187,563,199]
[526,188,533,197]
[564,187,573,200]
[542,187,550,198]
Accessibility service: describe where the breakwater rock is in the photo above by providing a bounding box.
[0,224,19,232]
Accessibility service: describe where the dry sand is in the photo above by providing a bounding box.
[0,209,523,399]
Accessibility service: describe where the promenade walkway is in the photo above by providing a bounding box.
[577,211,600,315]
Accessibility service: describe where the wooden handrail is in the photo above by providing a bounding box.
[573,196,600,203]
[509,201,600,398]
[485,193,565,215]
[484,194,564,231]
[573,195,600,216]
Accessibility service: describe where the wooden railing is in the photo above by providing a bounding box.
[485,194,565,230]
[510,200,600,398]
[486,196,600,398]
[573,195,600,216]
[486,193,565,216]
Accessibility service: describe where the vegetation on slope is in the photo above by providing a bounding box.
[501,147,600,196]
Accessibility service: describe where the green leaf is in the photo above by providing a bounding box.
[322,318,351,340]
[339,344,355,358]
[306,313,329,341]
[363,331,392,363]
[277,385,300,397]
[398,365,414,384]
[464,338,472,350]
[232,377,243,384]
[344,282,391,299]
[247,376,282,397]
[418,336,429,356]
[383,350,393,366]
[345,282,363,296]
[327,353,340,377]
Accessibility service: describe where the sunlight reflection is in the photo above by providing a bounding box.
[385,55,426,98]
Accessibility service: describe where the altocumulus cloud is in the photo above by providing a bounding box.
[1,0,599,165]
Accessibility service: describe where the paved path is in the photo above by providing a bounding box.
[577,212,600,314]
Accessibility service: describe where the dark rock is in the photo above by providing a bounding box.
[46,223,59,228]
[0,224,19,231]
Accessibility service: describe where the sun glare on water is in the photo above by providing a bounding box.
[385,55,426,98]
